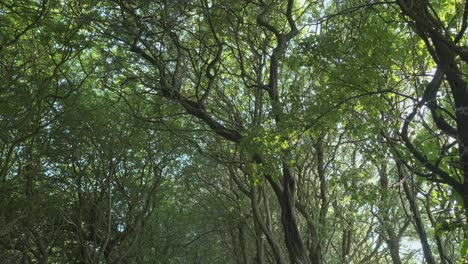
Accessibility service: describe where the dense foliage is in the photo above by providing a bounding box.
[1,0,467,263]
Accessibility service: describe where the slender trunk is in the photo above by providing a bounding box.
[250,182,287,264]
[310,134,327,264]
[386,231,402,264]
[463,194,468,262]
[341,227,352,263]
[255,151,311,264]
[379,163,402,264]
[238,224,248,264]
[261,186,273,235]
[280,159,311,264]
[424,186,452,264]
[254,218,265,264]
[396,162,436,264]
[308,223,321,264]
[295,200,320,264]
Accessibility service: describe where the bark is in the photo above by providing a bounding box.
[424,186,452,264]
[253,218,266,264]
[379,163,402,264]
[280,159,311,264]
[239,220,248,264]
[231,224,247,264]
[386,231,402,264]
[341,227,353,263]
[396,162,436,264]
[250,182,287,264]
[309,134,327,264]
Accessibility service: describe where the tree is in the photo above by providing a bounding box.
[1,0,466,263]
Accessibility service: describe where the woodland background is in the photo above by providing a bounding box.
[0,0,467,263]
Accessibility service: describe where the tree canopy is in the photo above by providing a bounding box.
[0,0,467,263]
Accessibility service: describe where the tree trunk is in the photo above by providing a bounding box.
[250,182,287,264]
[396,162,436,264]
[423,186,451,264]
[379,163,402,264]
[238,224,249,264]
[310,134,327,264]
[254,220,265,264]
[280,161,311,264]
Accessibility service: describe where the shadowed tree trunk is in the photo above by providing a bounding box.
[396,161,437,264]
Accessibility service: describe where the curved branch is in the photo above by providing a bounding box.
[130,46,242,143]
[454,0,468,44]
[422,68,457,137]
[400,100,460,189]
